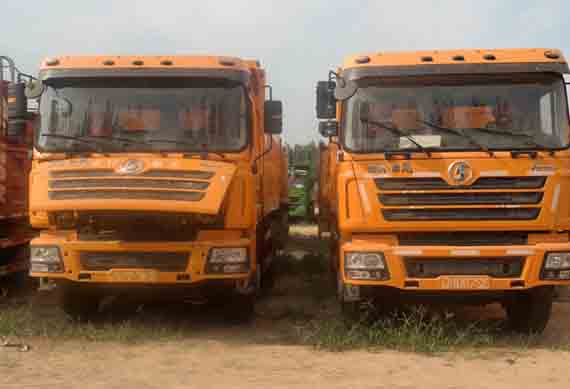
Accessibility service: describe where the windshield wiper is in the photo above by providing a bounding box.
[418,119,493,156]
[83,135,150,146]
[458,127,548,149]
[360,118,431,157]
[146,139,228,160]
[40,133,104,152]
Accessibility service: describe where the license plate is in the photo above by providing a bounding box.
[440,276,491,290]
[109,270,159,283]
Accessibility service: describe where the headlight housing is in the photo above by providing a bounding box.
[30,246,64,273]
[344,252,389,280]
[542,252,570,280]
[206,248,249,274]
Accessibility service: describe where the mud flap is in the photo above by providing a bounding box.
[338,273,360,302]
[235,275,257,296]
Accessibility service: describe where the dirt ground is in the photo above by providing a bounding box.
[1,225,570,389]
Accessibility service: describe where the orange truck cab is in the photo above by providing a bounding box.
[27,55,288,320]
[316,48,570,332]
[0,56,35,291]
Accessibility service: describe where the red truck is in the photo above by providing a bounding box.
[0,56,35,295]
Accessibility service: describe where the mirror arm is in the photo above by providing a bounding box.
[328,70,345,87]
[251,135,274,174]
[264,85,273,101]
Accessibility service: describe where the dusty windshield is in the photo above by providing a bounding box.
[37,77,249,152]
[343,74,570,152]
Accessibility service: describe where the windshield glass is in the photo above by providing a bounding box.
[37,77,249,153]
[343,74,570,152]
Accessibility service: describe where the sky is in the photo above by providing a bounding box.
[2,0,570,145]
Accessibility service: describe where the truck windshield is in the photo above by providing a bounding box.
[343,74,570,152]
[37,77,249,153]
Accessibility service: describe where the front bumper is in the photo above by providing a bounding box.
[340,239,570,291]
[29,234,255,288]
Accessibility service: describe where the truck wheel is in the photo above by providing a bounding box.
[504,286,554,334]
[59,284,100,322]
[224,293,255,323]
[341,300,364,323]
[261,264,276,293]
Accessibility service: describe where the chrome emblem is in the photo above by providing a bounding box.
[115,160,145,175]
[448,161,473,185]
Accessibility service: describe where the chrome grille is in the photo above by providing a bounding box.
[405,257,525,278]
[80,251,188,272]
[377,176,545,222]
[48,168,213,202]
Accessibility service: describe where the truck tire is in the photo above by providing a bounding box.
[341,300,364,323]
[59,284,100,322]
[224,293,255,323]
[504,286,554,334]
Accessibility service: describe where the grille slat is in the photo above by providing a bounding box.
[80,251,188,272]
[397,232,528,246]
[49,179,209,190]
[48,190,205,201]
[50,169,215,179]
[380,192,543,206]
[405,257,525,278]
[376,176,546,191]
[383,208,540,221]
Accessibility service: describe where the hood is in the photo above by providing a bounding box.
[338,154,570,232]
[30,156,237,215]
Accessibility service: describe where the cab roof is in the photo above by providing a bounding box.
[38,55,263,83]
[39,55,259,71]
[343,48,567,69]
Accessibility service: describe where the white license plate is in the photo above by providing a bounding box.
[109,270,159,283]
[440,276,491,290]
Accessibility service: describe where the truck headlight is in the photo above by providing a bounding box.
[30,246,63,273]
[344,252,389,280]
[206,248,249,274]
[542,252,570,280]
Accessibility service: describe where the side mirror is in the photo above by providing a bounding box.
[25,80,45,99]
[316,81,336,119]
[264,100,283,134]
[318,120,338,138]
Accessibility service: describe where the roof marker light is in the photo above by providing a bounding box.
[219,57,237,66]
[421,56,433,62]
[132,60,144,66]
[45,58,60,66]
[103,60,115,66]
[483,54,496,61]
[452,55,465,61]
[160,59,173,66]
[355,56,371,64]
[545,50,561,59]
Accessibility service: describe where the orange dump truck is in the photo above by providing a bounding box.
[27,55,287,319]
[316,48,570,332]
[0,56,34,289]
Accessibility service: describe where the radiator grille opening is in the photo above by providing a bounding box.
[80,252,189,272]
[405,257,525,278]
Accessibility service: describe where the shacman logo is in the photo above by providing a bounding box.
[115,160,145,175]
[448,161,473,185]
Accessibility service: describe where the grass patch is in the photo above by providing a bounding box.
[299,306,543,354]
[0,303,188,344]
